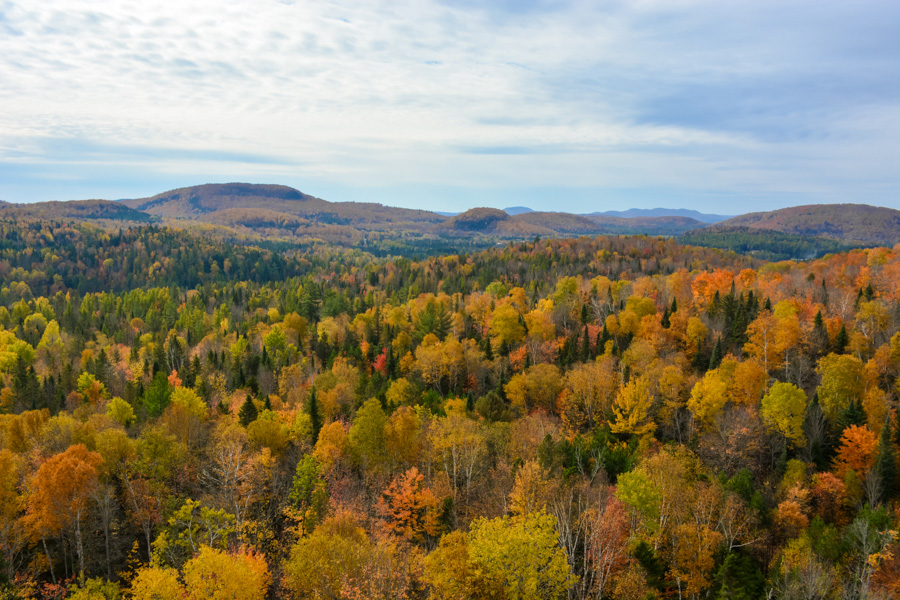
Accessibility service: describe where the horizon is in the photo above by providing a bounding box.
[2,1,898,212]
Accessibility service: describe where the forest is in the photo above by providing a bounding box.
[0,219,897,599]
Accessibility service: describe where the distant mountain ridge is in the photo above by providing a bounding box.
[441,207,705,237]
[503,206,533,215]
[588,208,732,223]
[714,203,900,246]
[3,183,891,252]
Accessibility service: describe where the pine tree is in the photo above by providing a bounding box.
[833,324,849,353]
[308,386,322,443]
[839,398,866,430]
[239,394,258,427]
[714,552,765,600]
[661,306,670,329]
[709,337,723,370]
[875,412,898,500]
[811,310,829,356]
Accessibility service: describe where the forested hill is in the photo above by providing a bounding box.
[121,182,445,227]
[0,199,153,223]
[715,203,900,246]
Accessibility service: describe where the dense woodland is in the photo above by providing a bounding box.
[0,220,897,599]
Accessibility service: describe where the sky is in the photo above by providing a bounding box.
[0,0,898,214]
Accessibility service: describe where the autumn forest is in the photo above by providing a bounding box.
[0,218,897,600]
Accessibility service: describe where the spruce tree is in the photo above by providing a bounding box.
[239,394,258,427]
[833,324,849,353]
[308,386,322,443]
[709,337,723,370]
[875,412,898,500]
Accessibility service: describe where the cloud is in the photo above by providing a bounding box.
[0,0,898,212]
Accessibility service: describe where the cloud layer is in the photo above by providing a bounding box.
[1,0,898,212]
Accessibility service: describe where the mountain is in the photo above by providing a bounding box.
[588,208,732,223]
[442,208,705,237]
[714,204,900,246]
[504,206,533,215]
[121,183,446,229]
[0,199,154,222]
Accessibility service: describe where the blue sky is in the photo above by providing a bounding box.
[0,0,898,214]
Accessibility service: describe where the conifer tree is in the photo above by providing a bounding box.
[239,394,258,427]
[875,412,898,500]
[308,386,322,443]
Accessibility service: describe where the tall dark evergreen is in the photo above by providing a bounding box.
[875,412,898,500]
[833,324,849,353]
[308,386,322,443]
[239,394,258,427]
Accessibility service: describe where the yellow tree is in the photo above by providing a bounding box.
[429,410,487,499]
[687,371,728,429]
[504,364,564,413]
[760,382,808,448]
[423,531,475,600]
[0,449,23,582]
[816,353,865,423]
[283,512,373,599]
[491,303,526,349]
[610,377,656,437]
[182,545,270,600]
[467,511,576,600]
[131,565,185,600]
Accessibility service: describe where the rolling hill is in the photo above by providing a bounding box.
[121,182,446,229]
[0,199,154,222]
[441,208,705,237]
[715,204,900,246]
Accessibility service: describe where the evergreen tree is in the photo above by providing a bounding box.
[833,324,849,353]
[308,386,322,443]
[580,325,590,362]
[839,398,866,430]
[714,553,765,600]
[709,337,723,370]
[633,541,666,592]
[875,412,898,500]
[239,394,258,427]
[811,310,829,356]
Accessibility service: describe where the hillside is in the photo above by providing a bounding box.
[716,203,900,246]
[122,182,446,229]
[0,199,154,222]
[442,208,705,237]
[679,225,857,261]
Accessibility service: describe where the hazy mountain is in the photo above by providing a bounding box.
[588,208,732,223]
[503,206,533,215]
[715,204,900,246]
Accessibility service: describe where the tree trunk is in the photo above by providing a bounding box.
[41,536,55,584]
[75,510,85,583]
